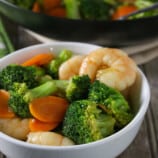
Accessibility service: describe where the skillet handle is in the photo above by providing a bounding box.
[119,2,158,20]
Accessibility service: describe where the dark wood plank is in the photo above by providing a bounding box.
[143,57,158,157]
[119,59,158,158]
[118,118,152,158]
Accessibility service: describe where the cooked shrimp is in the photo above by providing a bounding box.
[79,48,137,91]
[0,117,30,140]
[27,132,75,146]
[59,55,85,80]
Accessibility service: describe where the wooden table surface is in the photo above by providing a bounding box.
[0,16,158,158]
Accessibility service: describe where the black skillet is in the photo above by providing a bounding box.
[0,0,158,47]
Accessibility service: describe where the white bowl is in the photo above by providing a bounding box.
[0,42,150,158]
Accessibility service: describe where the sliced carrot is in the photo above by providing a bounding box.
[112,5,138,20]
[29,118,59,132]
[0,90,15,118]
[29,96,69,123]
[32,2,41,13]
[32,0,65,18]
[22,53,54,66]
[45,7,66,18]
[43,0,61,11]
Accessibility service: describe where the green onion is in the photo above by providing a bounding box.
[0,18,14,58]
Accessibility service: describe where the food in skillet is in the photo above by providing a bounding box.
[0,47,137,146]
[6,0,158,20]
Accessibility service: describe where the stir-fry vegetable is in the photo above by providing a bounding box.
[46,49,72,79]
[112,5,138,20]
[0,64,45,90]
[134,0,158,18]
[0,90,15,118]
[22,53,54,66]
[7,0,158,20]
[29,118,59,132]
[29,96,69,122]
[88,80,134,128]
[62,100,116,144]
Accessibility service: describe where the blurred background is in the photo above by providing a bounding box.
[1,0,158,64]
[1,0,158,47]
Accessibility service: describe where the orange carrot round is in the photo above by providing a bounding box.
[22,53,54,66]
[29,96,69,123]
[43,0,61,11]
[45,7,66,18]
[112,5,138,20]
[32,2,41,13]
[29,118,59,132]
[0,90,15,118]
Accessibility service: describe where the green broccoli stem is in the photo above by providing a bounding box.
[38,79,70,98]
[24,81,58,102]
[24,79,71,101]
[53,80,69,91]
[9,75,90,118]
[47,49,72,79]
[64,0,81,19]
[38,76,69,93]
[9,81,60,118]
[25,74,90,103]
[38,75,54,84]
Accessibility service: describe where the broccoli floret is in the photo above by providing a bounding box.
[51,74,91,102]
[88,80,134,128]
[9,75,90,117]
[46,49,72,79]
[38,74,90,102]
[34,74,90,102]
[79,0,112,20]
[64,0,112,20]
[9,81,58,118]
[0,64,45,90]
[62,100,116,144]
